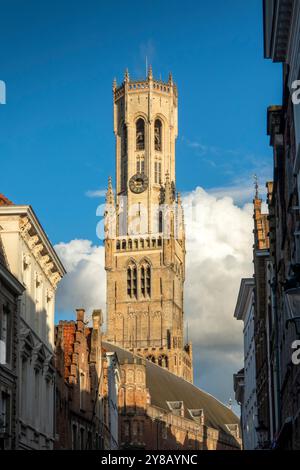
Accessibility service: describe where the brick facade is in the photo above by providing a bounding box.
[54,309,104,449]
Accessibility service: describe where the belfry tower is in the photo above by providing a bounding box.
[104,67,193,383]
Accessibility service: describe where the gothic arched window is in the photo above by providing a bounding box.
[127,268,131,296]
[123,124,127,154]
[127,262,137,298]
[159,210,163,233]
[140,261,151,297]
[136,118,145,150]
[146,265,151,296]
[141,266,145,297]
[121,124,127,191]
[154,119,162,151]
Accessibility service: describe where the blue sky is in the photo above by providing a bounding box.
[0,0,282,404]
[1,0,281,245]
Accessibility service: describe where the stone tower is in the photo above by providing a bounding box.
[104,67,193,383]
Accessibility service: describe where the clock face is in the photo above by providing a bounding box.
[129,173,148,194]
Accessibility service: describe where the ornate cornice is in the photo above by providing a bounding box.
[19,214,63,289]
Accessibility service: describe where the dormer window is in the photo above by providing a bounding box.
[166,400,185,417]
[0,303,12,366]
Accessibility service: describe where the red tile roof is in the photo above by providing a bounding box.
[0,194,14,206]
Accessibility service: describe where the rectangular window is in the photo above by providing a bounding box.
[21,360,27,420]
[80,427,85,450]
[72,424,77,450]
[34,370,40,428]
[45,381,50,432]
[35,276,43,336]
[0,391,11,436]
[87,431,92,450]
[0,303,11,365]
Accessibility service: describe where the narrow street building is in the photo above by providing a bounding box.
[233,278,258,449]
[0,234,24,449]
[0,195,65,449]
[262,0,300,449]
[55,308,105,449]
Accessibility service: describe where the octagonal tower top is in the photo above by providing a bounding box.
[112,66,178,103]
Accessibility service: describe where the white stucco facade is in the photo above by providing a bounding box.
[0,204,65,449]
[234,278,258,450]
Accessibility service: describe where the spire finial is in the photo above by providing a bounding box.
[168,72,173,84]
[164,171,172,204]
[147,64,153,80]
[124,68,129,83]
[106,176,114,205]
[112,77,117,91]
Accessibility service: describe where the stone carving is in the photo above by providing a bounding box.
[46,289,54,303]
[27,235,39,249]
[19,215,62,289]
[23,253,31,269]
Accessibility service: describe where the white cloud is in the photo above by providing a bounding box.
[206,182,270,208]
[182,187,253,400]
[55,187,254,404]
[54,239,106,322]
[85,189,107,198]
[207,183,255,205]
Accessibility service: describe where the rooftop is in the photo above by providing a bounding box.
[113,66,177,101]
[103,341,240,439]
[0,193,14,206]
